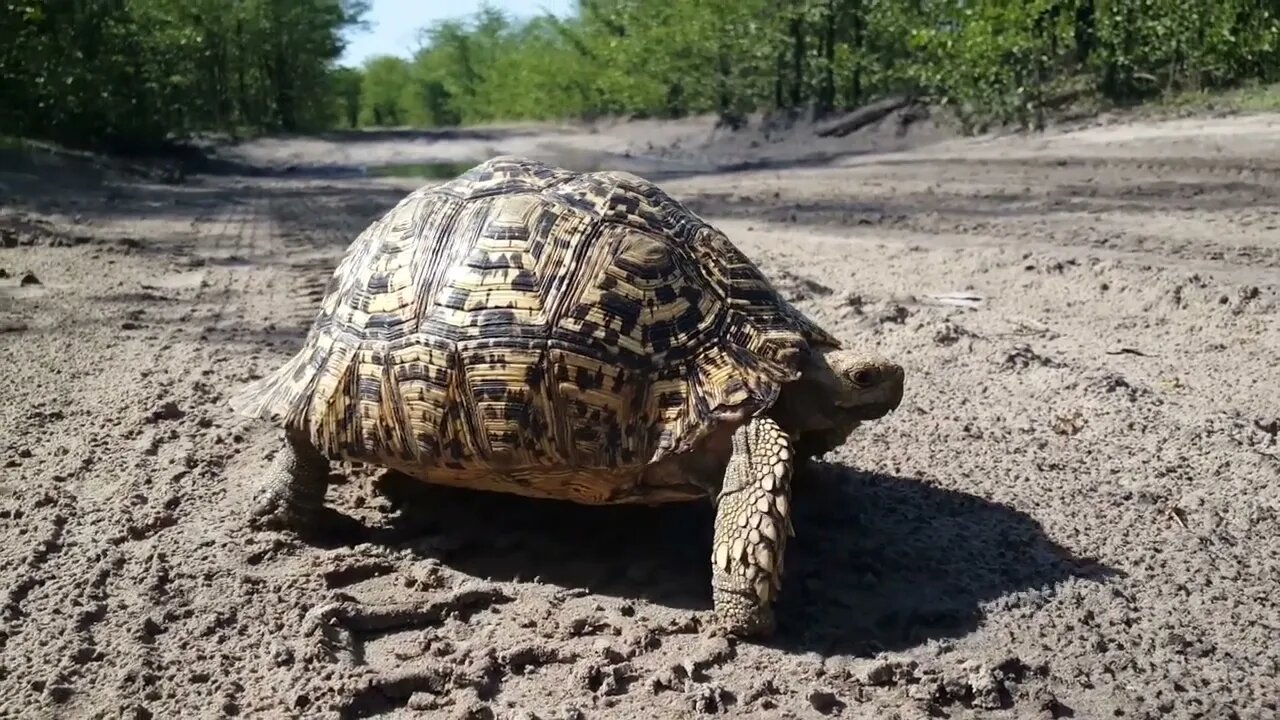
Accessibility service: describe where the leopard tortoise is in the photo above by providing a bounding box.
[228,155,905,636]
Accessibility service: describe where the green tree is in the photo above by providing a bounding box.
[330,66,363,128]
[387,0,1280,132]
[358,55,413,126]
[0,0,370,150]
[4,0,1278,146]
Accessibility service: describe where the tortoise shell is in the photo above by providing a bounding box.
[229,156,840,504]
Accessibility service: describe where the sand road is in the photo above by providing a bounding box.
[1,112,1277,719]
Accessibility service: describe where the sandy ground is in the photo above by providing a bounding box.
[1,110,1278,720]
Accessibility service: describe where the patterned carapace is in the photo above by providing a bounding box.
[230,156,840,503]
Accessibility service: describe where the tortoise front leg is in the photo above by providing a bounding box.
[710,415,794,636]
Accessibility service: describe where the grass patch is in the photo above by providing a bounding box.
[1152,82,1280,115]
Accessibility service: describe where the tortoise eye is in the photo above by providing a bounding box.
[850,368,875,386]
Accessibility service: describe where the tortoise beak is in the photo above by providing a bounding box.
[850,400,900,421]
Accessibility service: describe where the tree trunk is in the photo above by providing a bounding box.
[774,49,785,109]
[817,0,836,115]
[814,94,913,137]
[1074,0,1095,63]
[847,0,864,106]
[789,7,805,108]
[235,17,248,126]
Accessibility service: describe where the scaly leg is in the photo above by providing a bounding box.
[709,415,794,636]
[250,429,334,532]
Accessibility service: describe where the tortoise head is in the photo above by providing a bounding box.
[822,350,905,421]
[771,347,905,461]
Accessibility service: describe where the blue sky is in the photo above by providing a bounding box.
[339,0,577,67]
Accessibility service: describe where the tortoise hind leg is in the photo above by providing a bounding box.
[710,415,794,636]
[250,430,364,539]
[250,429,330,529]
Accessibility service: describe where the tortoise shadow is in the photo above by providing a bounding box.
[354,460,1115,656]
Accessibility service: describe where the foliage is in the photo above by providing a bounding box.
[0,0,369,151]
[330,65,363,129]
[358,55,413,126]
[359,0,1280,132]
[3,0,1278,149]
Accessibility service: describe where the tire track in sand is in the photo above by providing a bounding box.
[0,191,275,717]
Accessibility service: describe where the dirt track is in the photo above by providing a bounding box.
[1,112,1278,719]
